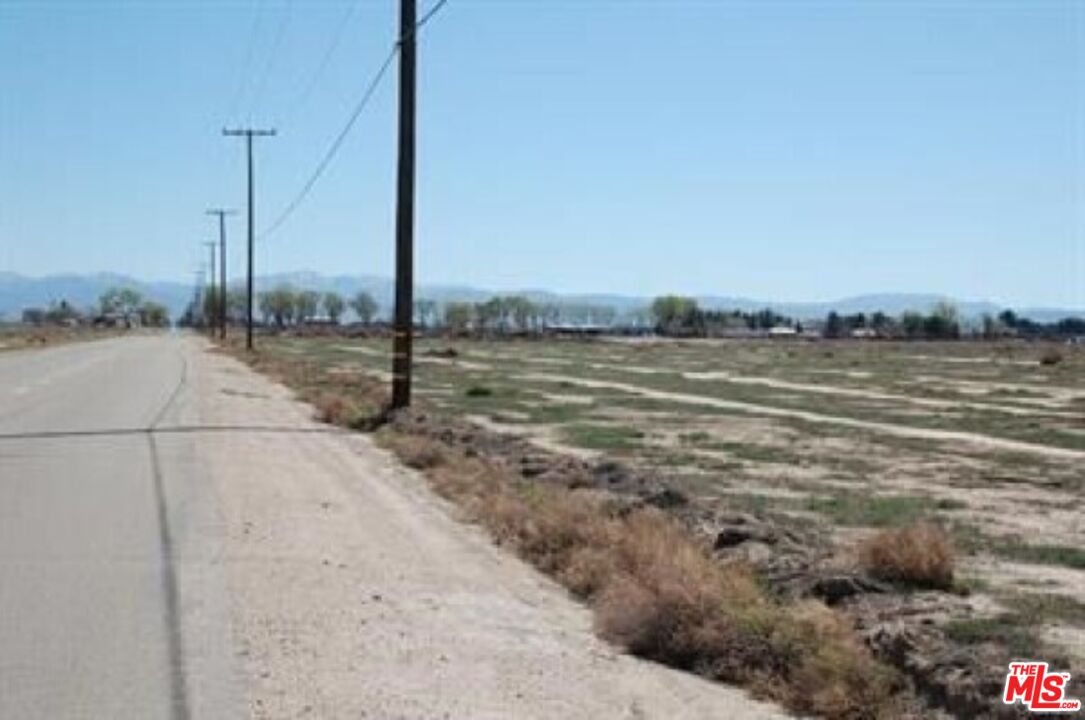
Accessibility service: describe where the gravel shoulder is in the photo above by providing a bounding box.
[189,340,787,719]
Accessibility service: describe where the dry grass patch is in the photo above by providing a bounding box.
[378,430,904,718]
[314,394,360,426]
[860,522,955,590]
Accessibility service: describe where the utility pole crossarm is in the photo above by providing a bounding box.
[222,128,277,138]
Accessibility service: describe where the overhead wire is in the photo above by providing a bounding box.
[246,0,294,124]
[257,0,452,242]
[224,0,266,124]
[292,0,361,112]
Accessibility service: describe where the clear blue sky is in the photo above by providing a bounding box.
[0,0,1081,308]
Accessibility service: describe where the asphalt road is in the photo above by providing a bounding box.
[0,335,242,719]
[0,334,784,719]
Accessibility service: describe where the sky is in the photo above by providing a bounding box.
[0,0,1081,309]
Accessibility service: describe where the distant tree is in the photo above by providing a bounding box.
[1055,317,1085,336]
[99,287,144,323]
[294,290,320,323]
[322,292,345,324]
[21,307,46,325]
[540,303,561,328]
[870,311,894,337]
[261,285,297,328]
[202,288,222,326]
[415,298,439,329]
[476,297,503,333]
[507,296,537,332]
[44,300,82,325]
[651,295,700,335]
[350,291,379,325]
[443,302,473,334]
[227,287,247,324]
[998,309,1018,328]
[258,292,274,326]
[924,301,960,340]
[901,311,925,339]
[140,301,170,328]
[824,311,844,339]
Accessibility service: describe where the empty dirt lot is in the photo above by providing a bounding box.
[265,335,1085,676]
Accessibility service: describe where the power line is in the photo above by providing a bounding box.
[292,0,360,112]
[257,0,452,242]
[247,0,294,124]
[258,47,397,242]
[415,0,449,33]
[225,0,266,124]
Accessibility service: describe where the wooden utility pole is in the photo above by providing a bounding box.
[204,241,217,332]
[391,0,417,409]
[207,208,236,339]
[223,128,276,350]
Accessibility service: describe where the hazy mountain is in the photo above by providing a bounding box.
[0,272,1079,323]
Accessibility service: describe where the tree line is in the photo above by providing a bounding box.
[179,284,1084,341]
[21,287,170,328]
[188,285,630,335]
[650,296,1084,340]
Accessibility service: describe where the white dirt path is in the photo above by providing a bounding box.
[521,372,1085,461]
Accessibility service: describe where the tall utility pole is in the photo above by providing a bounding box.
[391,0,417,409]
[222,128,276,350]
[204,241,217,333]
[207,208,236,340]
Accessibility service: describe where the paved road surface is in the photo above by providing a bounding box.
[0,335,785,719]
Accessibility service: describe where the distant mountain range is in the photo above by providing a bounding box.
[0,271,1080,324]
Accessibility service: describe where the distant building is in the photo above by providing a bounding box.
[850,328,878,339]
[767,325,798,338]
[544,323,607,337]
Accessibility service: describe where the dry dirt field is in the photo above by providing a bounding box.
[263,334,1085,673]
[0,325,125,351]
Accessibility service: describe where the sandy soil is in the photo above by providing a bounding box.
[189,343,784,719]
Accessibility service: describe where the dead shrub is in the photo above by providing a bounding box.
[315,395,355,426]
[383,433,447,470]
[263,347,907,719]
[860,521,955,590]
[1039,349,1064,366]
[383,435,904,717]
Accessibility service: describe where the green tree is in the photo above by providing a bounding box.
[415,298,438,329]
[824,311,844,338]
[924,301,960,340]
[650,295,700,335]
[901,311,925,339]
[202,287,222,326]
[322,292,345,324]
[350,291,379,325]
[443,302,473,333]
[99,287,143,323]
[140,301,170,328]
[508,296,537,332]
[261,285,297,327]
[227,287,247,324]
[294,290,320,323]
